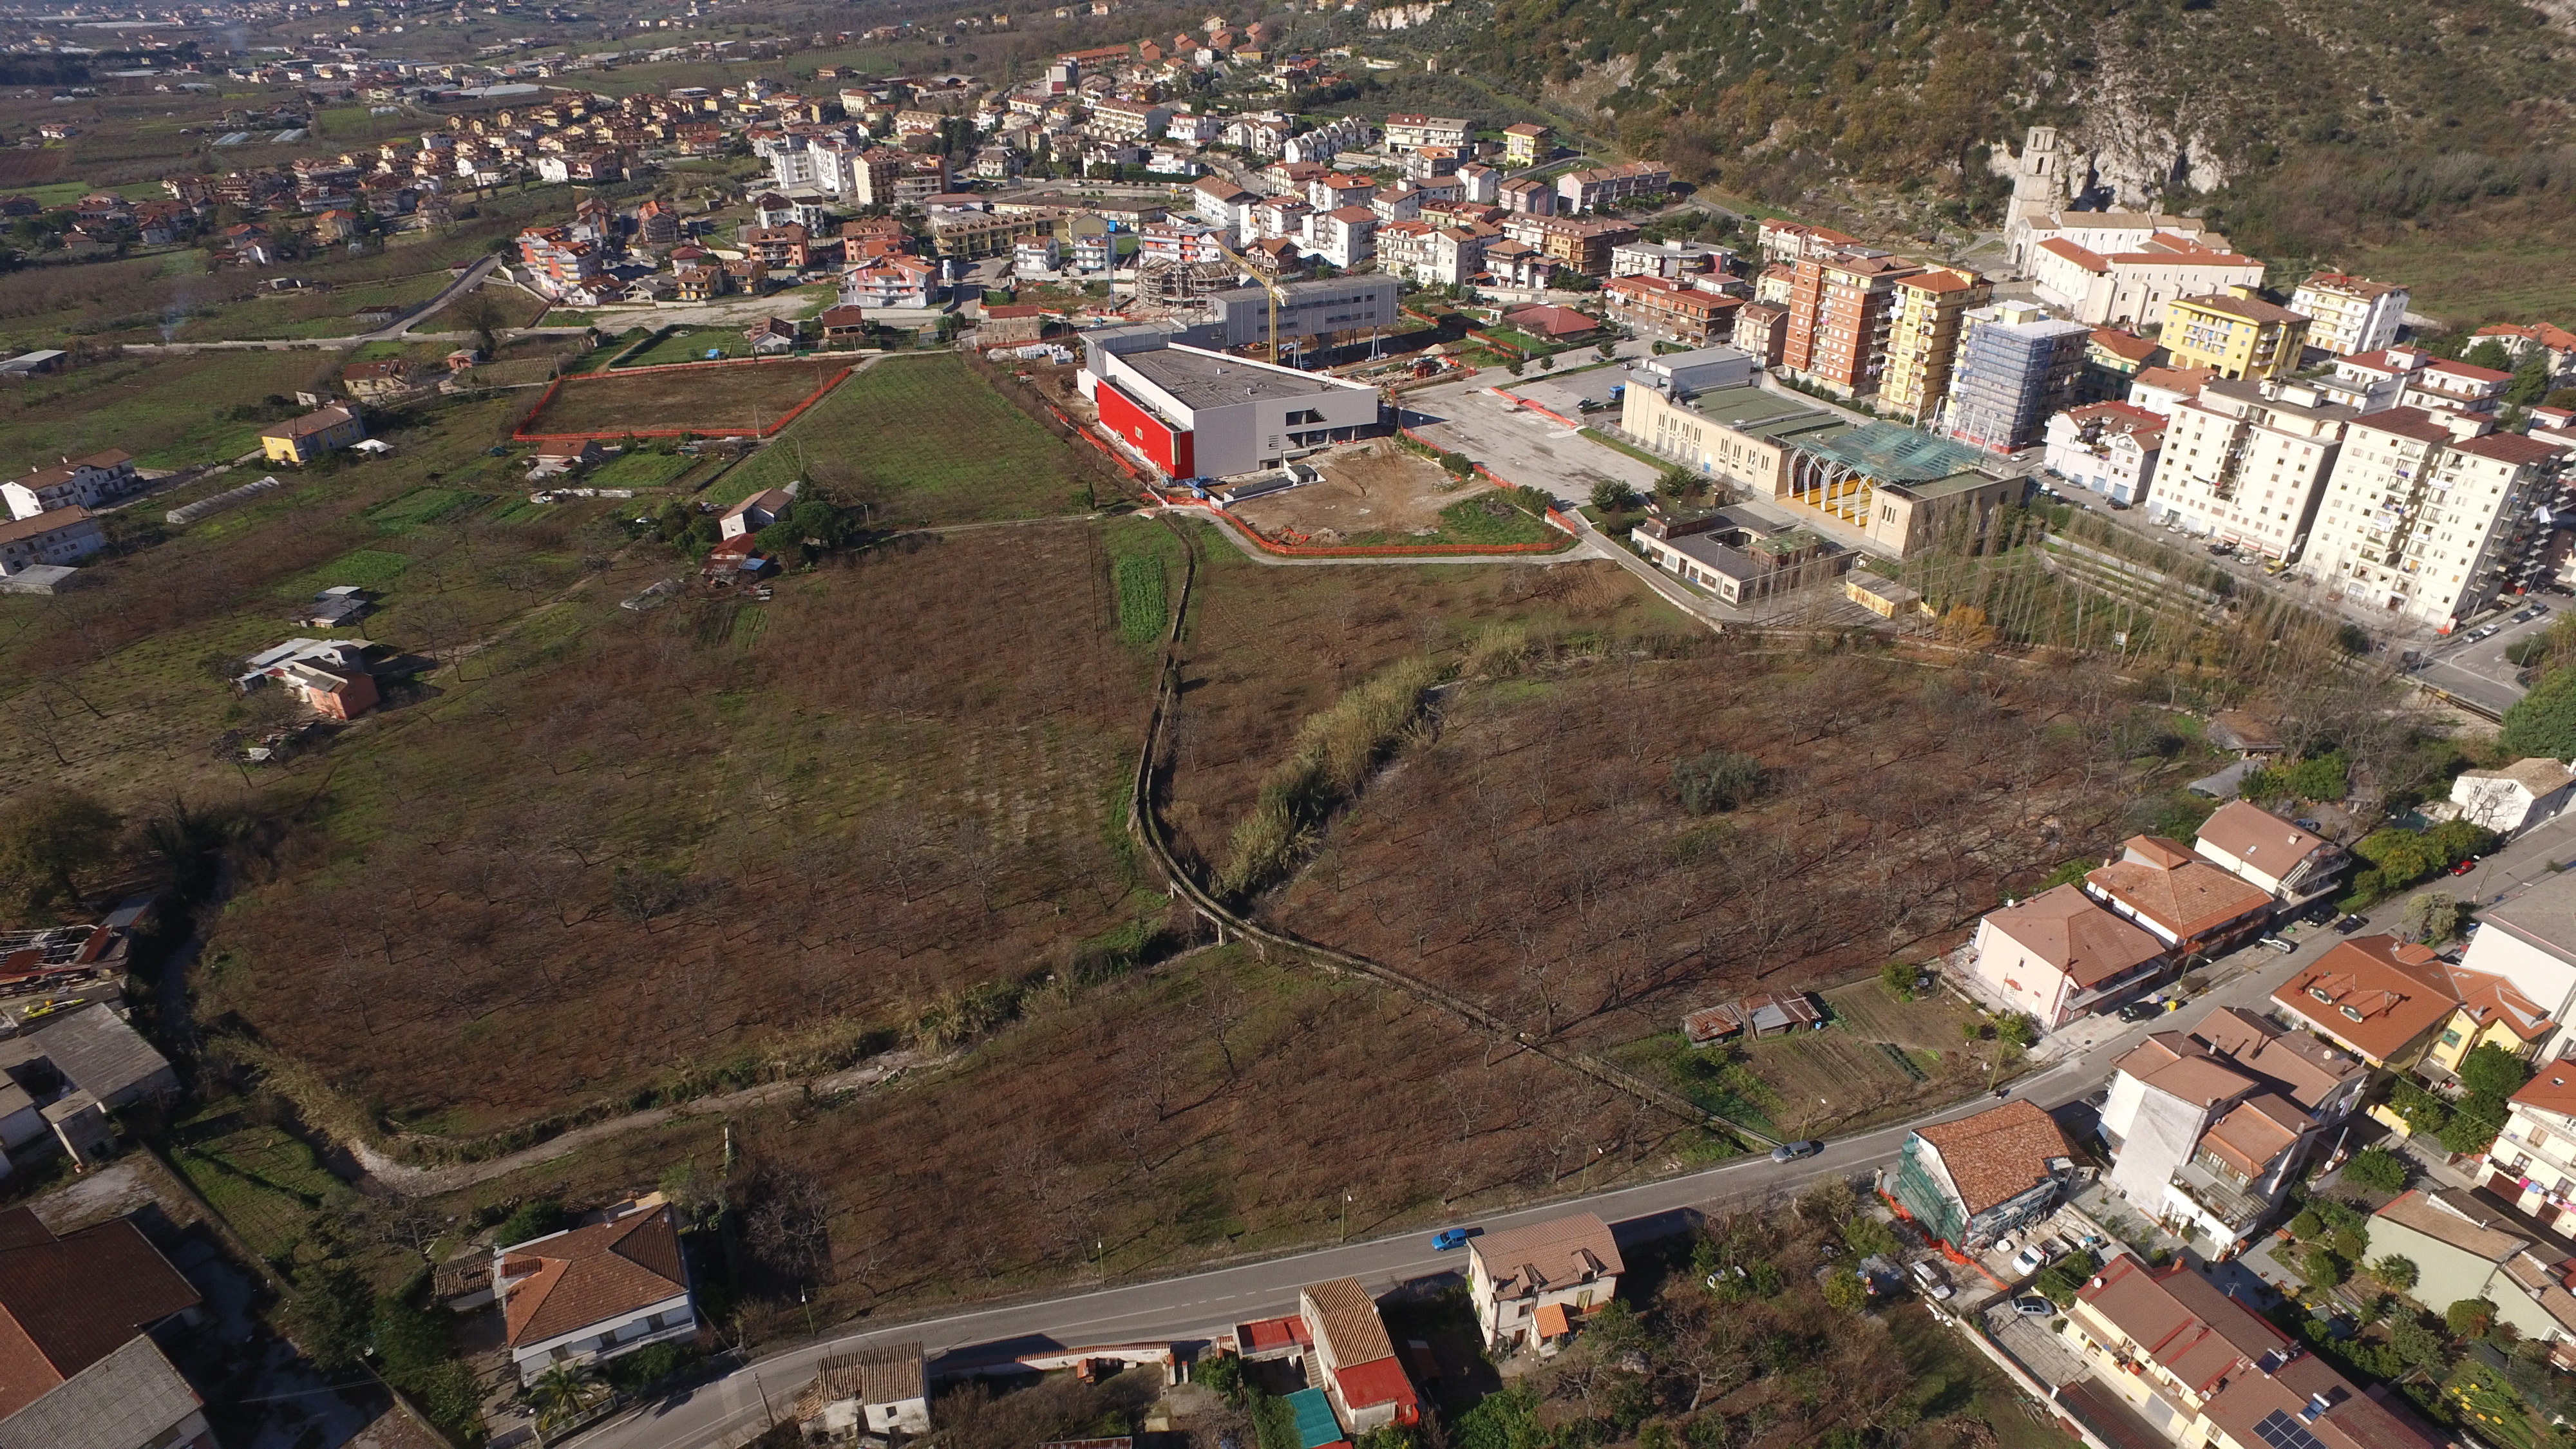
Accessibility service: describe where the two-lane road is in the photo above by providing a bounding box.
[574,944,2342,1449]
[580,811,2576,1449]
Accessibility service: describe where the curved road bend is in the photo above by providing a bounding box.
[576,728,2576,1449]
[571,916,2394,1449]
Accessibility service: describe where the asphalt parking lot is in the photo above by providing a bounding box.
[1396,378,1663,508]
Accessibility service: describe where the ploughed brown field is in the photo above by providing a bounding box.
[518,356,849,438]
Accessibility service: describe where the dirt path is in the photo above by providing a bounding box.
[347,1050,944,1196]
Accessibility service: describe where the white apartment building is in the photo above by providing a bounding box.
[2148,378,2354,560]
[1087,97,1170,140]
[2491,1070,2576,1236]
[1374,220,1434,278]
[1280,113,1368,164]
[1306,205,1377,270]
[1191,178,1258,241]
[2315,347,2424,414]
[2041,401,2164,506]
[1424,226,1490,289]
[1383,113,1468,153]
[2289,272,2408,358]
[2024,232,2265,330]
[4,450,140,520]
[2300,408,2569,631]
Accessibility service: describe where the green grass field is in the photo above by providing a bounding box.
[0,350,341,470]
[176,271,455,342]
[620,328,757,367]
[710,355,1097,524]
[2353,230,2576,328]
[170,1110,361,1264]
[368,487,493,533]
[583,450,702,489]
[272,547,413,600]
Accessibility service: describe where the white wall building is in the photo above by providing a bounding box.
[2290,272,2409,358]
[3,450,140,520]
[2042,401,2164,506]
[2299,407,2568,631]
[497,1200,696,1385]
[1083,333,1382,478]
[2148,377,2354,560]
[2452,759,2576,837]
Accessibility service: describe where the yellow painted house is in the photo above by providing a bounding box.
[2163,288,2311,381]
[261,405,368,465]
[2425,971,2555,1075]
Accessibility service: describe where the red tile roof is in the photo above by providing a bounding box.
[2035,236,2108,272]
[1913,1100,2070,1216]
[500,1204,689,1349]
[2427,359,2513,384]
[2273,935,2456,1063]
[2193,800,2334,880]
[2087,842,2271,940]
[1334,1355,1418,1412]
[2455,430,2569,466]
[2513,1063,2576,1119]
[2089,328,2162,363]
[1982,884,2165,988]
[0,1209,202,1418]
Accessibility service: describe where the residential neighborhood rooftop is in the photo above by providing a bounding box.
[1912,1099,2070,1215]
[1468,1213,1622,1298]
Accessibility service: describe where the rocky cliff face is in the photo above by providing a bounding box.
[1446,0,2571,246]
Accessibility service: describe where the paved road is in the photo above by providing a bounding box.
[2412,598,2561,718]
[574,798,2576,1449]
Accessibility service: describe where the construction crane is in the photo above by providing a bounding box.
[1210,239,1286,365]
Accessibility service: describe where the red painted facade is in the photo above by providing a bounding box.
[1097,379,1194,475]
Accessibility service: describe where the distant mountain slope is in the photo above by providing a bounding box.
[1405,0,2574,317]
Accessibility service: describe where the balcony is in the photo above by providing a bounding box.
[2170,1160,2273,1234]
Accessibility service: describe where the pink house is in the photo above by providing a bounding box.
[1965,882,2168,1029]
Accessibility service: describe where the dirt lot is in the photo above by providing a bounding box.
[518,355,848,439]
[1229,440,1470,541]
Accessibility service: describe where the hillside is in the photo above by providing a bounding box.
[1388,0,2575,322]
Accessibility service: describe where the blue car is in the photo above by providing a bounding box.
[1432,1228,1472,1251]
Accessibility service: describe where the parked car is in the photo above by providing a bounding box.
[2257,935,2299,953]
[1770,1139,1824,1163]
[2117,1000,2163,1022]
[2013,1294,2054,1316]
[2012,1241,2054,1276]
[2334,914,2368,934]
[2452,856,2481,876]
[1432,1227,1472,1251]
[1910,1259,1953,1300]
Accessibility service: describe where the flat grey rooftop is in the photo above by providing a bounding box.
[2485,873,2576,962]
[1124,349,1345,408]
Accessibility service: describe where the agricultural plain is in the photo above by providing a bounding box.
[711,354,1107,520]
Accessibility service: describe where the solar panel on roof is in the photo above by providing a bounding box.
[2253,1408,2328,1449]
